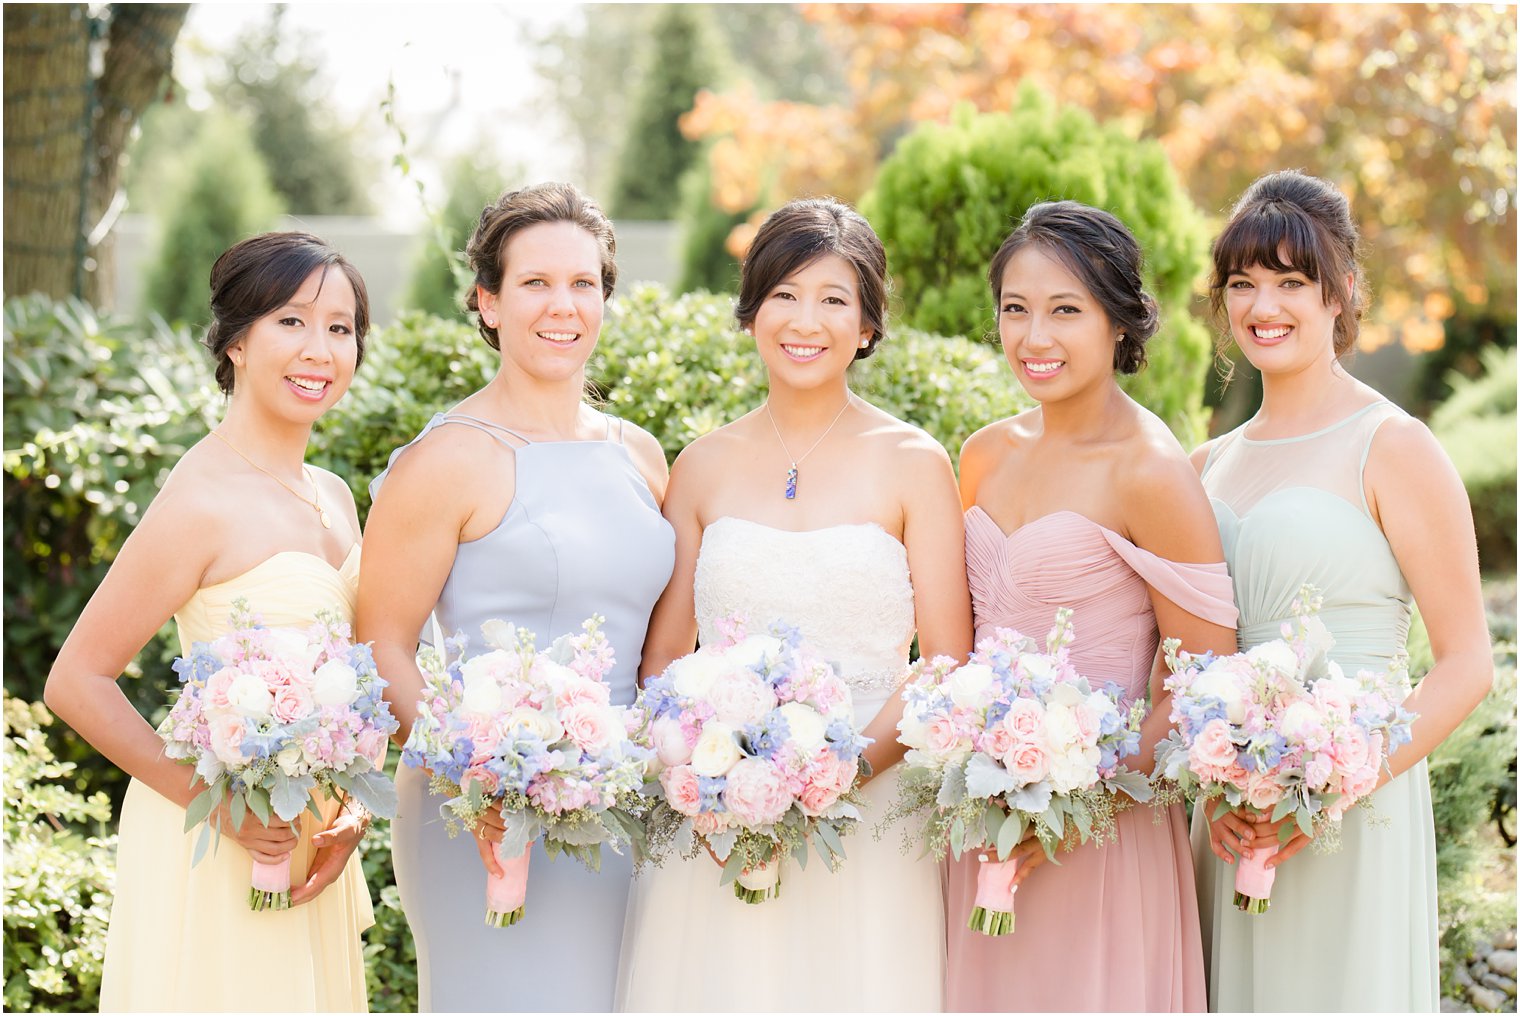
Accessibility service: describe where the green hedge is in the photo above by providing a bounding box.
[860,86,1213,447]
[1430,345,1516,573]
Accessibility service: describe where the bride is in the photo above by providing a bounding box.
[616,198,972,1012]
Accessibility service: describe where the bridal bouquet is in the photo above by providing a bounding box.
[893,609,1151,935]
[1153,586,1415,913]
[160,598,399,911]
[634,616,872,904]
[401,616,649,926]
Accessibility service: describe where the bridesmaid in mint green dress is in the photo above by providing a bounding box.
[1190,170,1493,1011]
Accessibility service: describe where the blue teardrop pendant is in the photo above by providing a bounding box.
[784,464,798,500]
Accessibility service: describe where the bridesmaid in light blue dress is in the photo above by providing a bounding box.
[1190,170,1492,1012]
[359,183,675,1012]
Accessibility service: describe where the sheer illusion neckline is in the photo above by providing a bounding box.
[199,545,359,593]
[1238,400,1390,446]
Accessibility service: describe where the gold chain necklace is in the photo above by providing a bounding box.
[764,394,853,501]
[210,430,331,529]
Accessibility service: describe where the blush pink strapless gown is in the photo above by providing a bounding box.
[944,508,1238,1013]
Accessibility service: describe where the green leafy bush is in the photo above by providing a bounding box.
[2,696,115,1012]
[1430,345,1517,573]
[860,86,1213,445]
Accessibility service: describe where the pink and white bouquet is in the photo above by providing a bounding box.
[401,616,649,926]
[1153,586,1415,913]
[634,617,871,904]
[161,598,399,910]
[893,608,1151,935]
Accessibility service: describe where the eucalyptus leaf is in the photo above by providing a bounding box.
[949,816,966,859]
[229,791,246,831]
[191,821,212,866]
[182,786,218,832]
[719,846,745,886]
[995,810,1022,860]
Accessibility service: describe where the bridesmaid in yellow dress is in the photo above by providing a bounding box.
[44,232,376,1012]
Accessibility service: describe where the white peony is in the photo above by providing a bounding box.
[947,663,997,709]
[723,635,785,672]
[311,660,360,707]
[479,618,518,651]
[226,671,274,720]
[265,627,321,670]
[1189,661,1248,724]
[1247,640,1300,678]
[690,722,742,777]
[1042,702,1081,751]
[1047,744,1101,794]
[778,702,827,753]
[460,670,503,716]
[668,652,728,699]
[276,744,305,777]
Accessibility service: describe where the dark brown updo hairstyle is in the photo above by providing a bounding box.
[986,201,1158,374]
[1208,169,1365,358]
[205,232,370,396]
[734,197,888,361]
[464,182,618,351]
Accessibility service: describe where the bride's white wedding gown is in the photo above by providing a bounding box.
[616,517,944,1012]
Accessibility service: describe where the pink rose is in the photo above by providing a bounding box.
[1312,678,1356,721]
[722,758,792,826]
[798,781,841,817]
[205,667,239,712]
[1244,774,1283,811]
[460,767,500,798]
[1189,719,1239,772]
[1003,698,1045,739]
[208,713,246,765]
[271,682,315,724]
[978,724,1015,759]
[692,811,729,836]
[1003,739,1049,785]
[555,677,611,711]
[560,703,617,756]
[1341,764,1379,801]
[659,764,702,817]
[356,728,388,767]
[925,716,965,754]
[649,715,695,768]
[1329,726,1371,773]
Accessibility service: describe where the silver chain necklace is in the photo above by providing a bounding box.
[764,395,853,501]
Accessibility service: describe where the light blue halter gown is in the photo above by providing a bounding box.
[1193,400,1439,1012]
[373,412,675,1013]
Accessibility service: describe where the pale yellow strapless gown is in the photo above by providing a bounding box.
[100,548,375,1012]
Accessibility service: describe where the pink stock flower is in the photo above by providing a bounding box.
[1190,719,1239,772]
[1303,752,1335,790]
[722,759,792,826]
[659,765,703,817]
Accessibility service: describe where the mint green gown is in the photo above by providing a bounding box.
[1194,400,1439,1012]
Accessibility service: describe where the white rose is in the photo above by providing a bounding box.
[1189,661,1248,724]
[1247,640,1300,679]
[479,618,518,651]
[505,706,563,744]
[947,663,997,709]
[276,744,305,777]
[778,702,827,753]
[897,711,930,750]
[1042,703,1081,750]
[311,660,360,707]
[1018,654,1057,684]
[668,652,727,699]
[226,671,274,720]
[690,722,742,777]
[461,671,504,716]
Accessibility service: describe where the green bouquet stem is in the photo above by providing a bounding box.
[1233,891,1271,914]
[486,904,526,927]
[967,905,1015,936]
[249,888,291,911]
[733,881,781,905]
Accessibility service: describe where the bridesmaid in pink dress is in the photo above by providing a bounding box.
[946,202,1239,1011]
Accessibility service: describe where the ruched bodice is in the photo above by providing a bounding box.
[948,505,1236,1013]
[964,507,1238,702]
[102,546,372,1012]
[694,517,915,724]
[1203,401,1412,672]
[173,547,360,653]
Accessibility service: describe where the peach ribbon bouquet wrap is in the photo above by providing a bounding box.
[401,616,650,926]
[160,598,399,910]
[1152,586,1416,913]
[891,608,1152,935]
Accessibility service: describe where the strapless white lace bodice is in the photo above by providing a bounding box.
[694,517,915,724]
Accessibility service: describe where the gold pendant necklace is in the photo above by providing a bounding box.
[764,395,854,501]
[210,430,331,529]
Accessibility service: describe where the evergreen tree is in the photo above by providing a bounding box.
[675,155,751,295]
[607,5,720,220]
[143,114,283,328]
[406,153,519,318]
